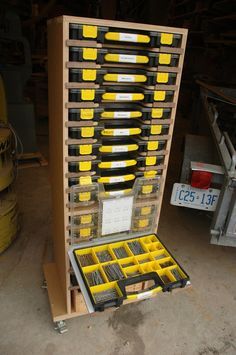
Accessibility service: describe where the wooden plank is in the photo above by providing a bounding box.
[43,263,68,322]
[48,15,188,35]
[48,17,71,313]
[65,121,98,127]
[66,83,100,89]
[17,152,48,169]
[66,102,99,108]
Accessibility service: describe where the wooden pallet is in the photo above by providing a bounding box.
[17,152,48,169]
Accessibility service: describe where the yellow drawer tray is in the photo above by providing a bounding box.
[72,234,189,312]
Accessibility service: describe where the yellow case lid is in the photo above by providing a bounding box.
[81,127,94,138]
[151,125,162,135]
[151,108,163,118]
[156,72,169,83]
[83,48,98,60]
[154,91,166,101]
[147,141,159,150]
[80,109,94,120]
[81,89,95,101]
[79,161,92,171]
[161,33,173,45]
[159,53,171,65]
[82,25,97,38]
[146,156,157,166]
[82,69,97,81]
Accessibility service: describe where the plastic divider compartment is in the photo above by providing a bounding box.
[68,142,101,157]
[93,244,116,262]
[99,153,137,169]
[69,126,103,139]
[138,139,167,153]
[69,88,105,102]
[99,138,139,154]
[109,241,133,259]
[72,233,189,311]
[69,108,104,121]
[68,159,100,172]
[69,68,106,84]
[90,282,124,311]
[83,264,107,286]
[140,124,170,137]
[75,248,98,267]
[102,119,141,137]
[137,155,165,168]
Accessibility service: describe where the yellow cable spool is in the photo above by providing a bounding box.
[0,128,14,191]
[0,191,19,254]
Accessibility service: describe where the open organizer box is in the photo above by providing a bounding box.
[68,176,190,313]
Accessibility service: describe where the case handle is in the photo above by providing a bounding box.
[117,272,163,300]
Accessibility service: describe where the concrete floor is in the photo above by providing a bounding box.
[1,116,236,355]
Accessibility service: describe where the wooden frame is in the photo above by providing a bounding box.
[44,15,187,322]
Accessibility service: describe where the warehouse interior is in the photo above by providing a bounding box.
[0,1,236,354]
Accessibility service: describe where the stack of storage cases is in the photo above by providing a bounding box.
[47,16,187,320]
[68,22,183,197]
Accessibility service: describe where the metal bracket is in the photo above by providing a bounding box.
[191,161,224,175]
[54,320,68,334]
[41,279,47,289]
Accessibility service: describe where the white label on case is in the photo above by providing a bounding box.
[109,176,125,183]
[119,33,138,42]
[113,129,130,136]
[114,111,131,118]
[137,290,153,300]
[119,54,137,63]
[111,161,126,168]
[108,190,125,196]
[112,145,128,152]
[115,94,132,101]
[117,75,135,82]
